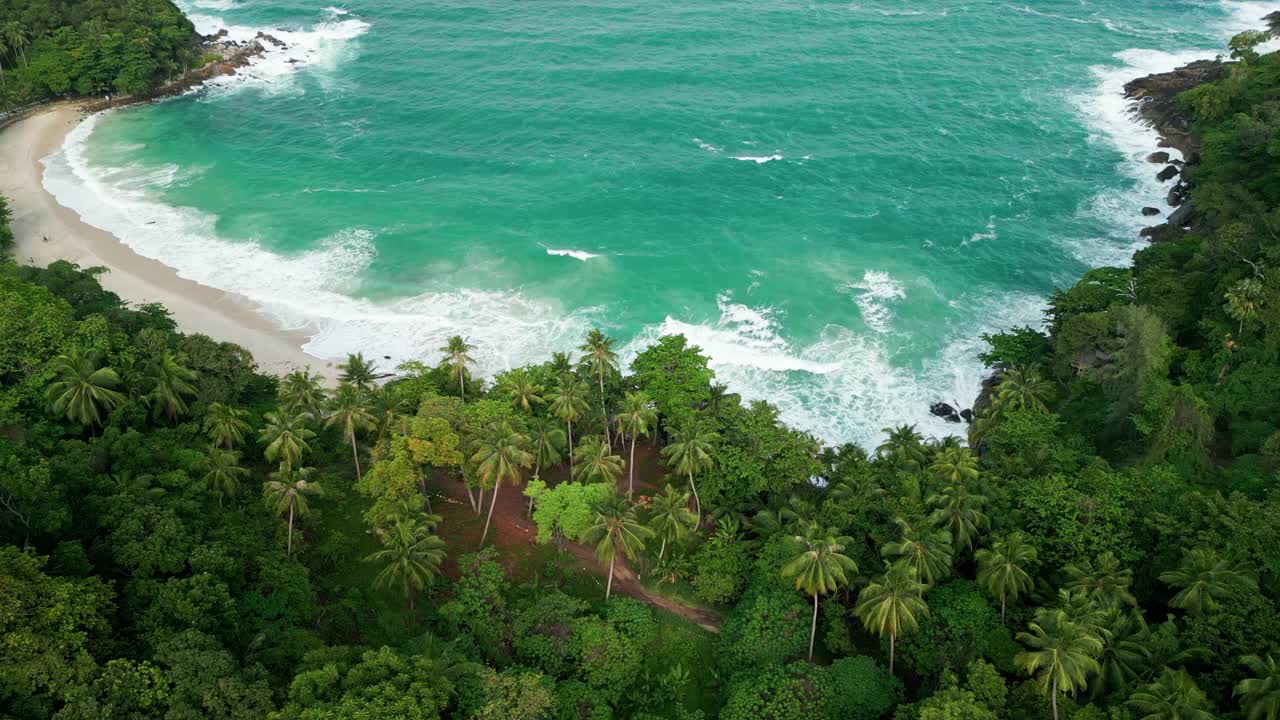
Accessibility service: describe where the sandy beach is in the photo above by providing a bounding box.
[0,105,339,380]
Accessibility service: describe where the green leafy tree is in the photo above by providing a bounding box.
[440,335,474,401]
[646,485,696,561]
[203,402,252,449]
[199,447,247,504]
[579,328,619,446]
[547,375,589,475]
[828,656,898,720]
[582,495,653,600]
[781,522,858,660]
[994,365,1055,414]
[1126,668,1213,720]
[1159,547,1257,615]
[366,517,447,610]
[1014,607,1104,720]
[1064,551,1137,609]
[882,519,954,587]
[1236,654,1280,720]
[338,351,378,392]
[628,335,714,430]
[263,469,322,556]
[976,533,1038,622]
[572,435,624,486]
[471,422,533,548]
[617,390,658,496]
[325,383,376,482]
[1225,277,1265,336]
[45,348,126,428]
[856,562,930,676]
[661,421,718,526]
[259,409,316,473]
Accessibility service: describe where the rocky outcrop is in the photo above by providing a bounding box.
[1142,207,1161,217]
[82,39,264,112]
[1124,60,1225,159]
[930,402,962,424]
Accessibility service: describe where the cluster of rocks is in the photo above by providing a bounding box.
[929,402,974,425]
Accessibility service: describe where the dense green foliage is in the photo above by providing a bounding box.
[0,0,198,107]
[4,32,1280,720]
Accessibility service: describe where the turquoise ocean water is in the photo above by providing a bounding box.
[41,0,1280,446]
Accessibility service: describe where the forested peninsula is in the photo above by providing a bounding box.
[4,4,1280,720]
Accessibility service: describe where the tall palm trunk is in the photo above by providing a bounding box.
[628,435,637,496]
[480,482,500,548]
[809,594,819,661]
[567,418,575,477]
[464,481,477,513]
[287,502,295,556]
[889,631,896,676]
[1000,596,1006,623]
[606,554,615,600]
[599,372,610,447]
[688,469,702,525]
[659,536,667,561]
[350,430,362,483]
[1051,677,1058,720]
[477,487,485,517]
[458,366,465,402]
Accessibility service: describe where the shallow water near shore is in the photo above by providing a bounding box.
[42,0,1280,446]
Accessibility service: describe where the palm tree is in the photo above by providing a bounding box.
[617,391,657,496]
[142,352,199,423]
[45,349,126,429]
[1126,668,1213,720]
[2,23,27,68]
[263,469,323,556]
[199,447,247,504]
[259,409,317,473]
[1064,551,1137,609]
[204,402,252,449]
[579,328,619,447]
[855,563,929,676]
[366,517,447,610]
[661,422,717,526]
[928,446,979,485]
[549,351,573,376]
[1092,608,1155,702]
[1225,278,1265,336]
[325,384,376,482]
[528,417,566,477]
[783,523,858,661]
[572,436,624,486]
[876,424,927,471]
[440,335,474,401]
[1015,607,1104,720]
[278,369,327,420]
[582,496,653,600]
[370,386,406,444]
[994,365,1055,414]
[881,519,954,586]
[0,36,8,90]
[471,423,533,548]
[976,532,1038,622]
[547,376,589,474]
[646,485,696,561]
[1237,654,1280,720]
[927,484,989,551]
[338,352,379,392]
[498,368,544,414]
[1159,547,1257,615]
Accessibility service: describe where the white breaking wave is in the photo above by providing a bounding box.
[44,114,599,377]
[732,154,783,164]
[692,137,722,153]
[545,247,601,261]
[843,270,906,334]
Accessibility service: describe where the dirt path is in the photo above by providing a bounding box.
[433,473,722,633]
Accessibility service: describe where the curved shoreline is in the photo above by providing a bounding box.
[0,105,338,380]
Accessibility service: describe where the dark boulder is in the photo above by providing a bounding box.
[1141,224,1186,243]
[1167,181,1188,207]
[1142,207,1161,217]
[1147,151,1170,164]
[960,408,974,423]
[930,402,962,424]
[1168,201,1196,227]
[1156,165,1180,182]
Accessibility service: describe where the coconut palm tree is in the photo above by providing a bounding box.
[549,351,574,376]
[994,365,1055,414]
[440,335,474,401]
[876,424,927,471]
[338,352,378,392]
[646,485,696,561]
[1015,607,1104,720]
[366,517,447,610]
[582,496,653,600]
[259,409,317,473]
[2,23,27,68]
[369,386,406,444]
[617,391,657,496]
[45,349,126,429]
[1092,608,1155,702]
[927,484,989,551]
[572,436,624,486]
[881,519,954,587]
[1225,278,1265,337]
[199,447,247,504]
[1159,547,1257,615]
[471,423,533,548]
[204,402,252,449]
[278,369,327,420]
[498,368,544,414]
[263,469,322,556]
[141,352,199,423]
[1126,668,1213,720]
[661,421,717,526]
[928,446,979,485]
[325,384,376,482]
[0,36,8,89]
[528,417,566,477]
[855,562,929,676]
[1064,551,1137,609]
[976,532,1038,622]
[547,375,589,475]
[1236,654,1280,720]
[578,328,619,446]
[783,522,858,661]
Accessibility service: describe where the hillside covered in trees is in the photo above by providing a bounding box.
[0,0,197,107]
[4,25,1280,720]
